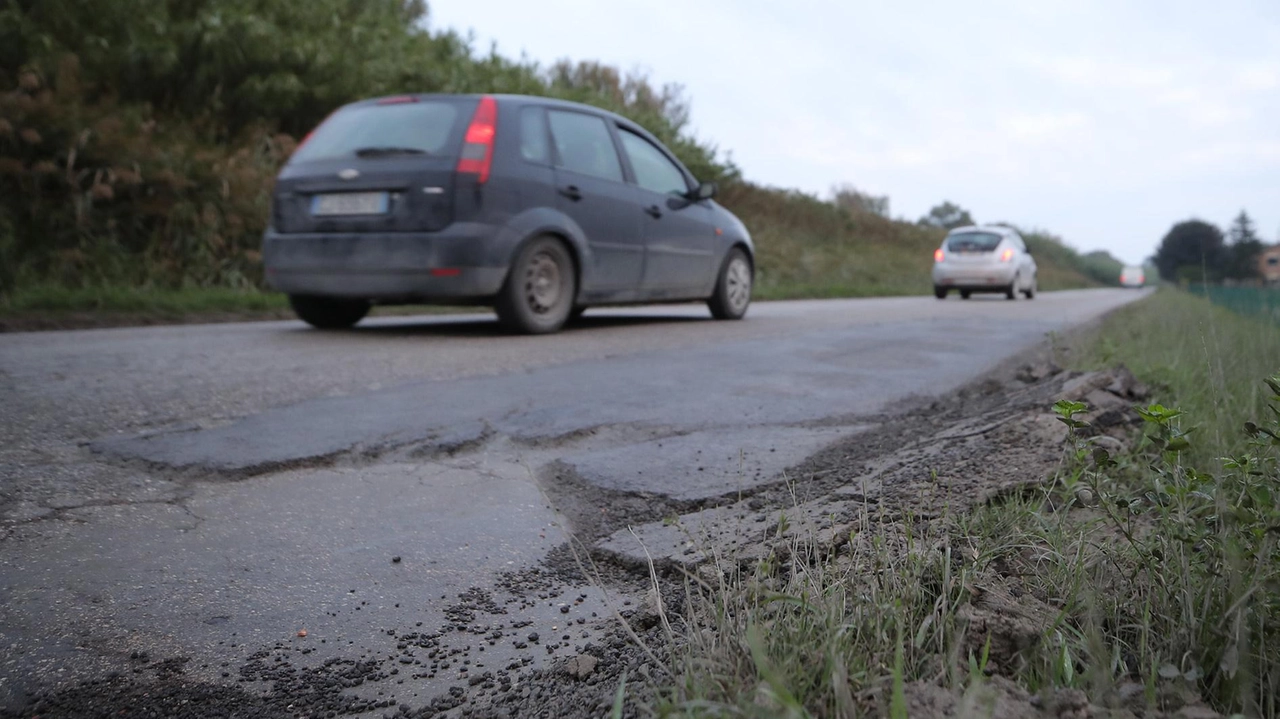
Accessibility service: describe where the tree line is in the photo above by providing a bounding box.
[1154,211,1272,284]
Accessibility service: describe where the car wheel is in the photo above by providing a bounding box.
[495,236,577,334]
[708,247,752,320]
[960,290,972,300]
[934,286,947,299]
[289,295,371,329]
[1005,278,1018,300]
[1023,276,1036,299]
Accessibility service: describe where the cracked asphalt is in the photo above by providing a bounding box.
[0,290,1148,715]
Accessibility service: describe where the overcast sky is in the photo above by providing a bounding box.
[428,0,1279,265]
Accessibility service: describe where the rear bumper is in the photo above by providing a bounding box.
[932,264,1017,289]
[263,225,507,301]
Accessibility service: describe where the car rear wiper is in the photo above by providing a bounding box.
[353,146,428,157]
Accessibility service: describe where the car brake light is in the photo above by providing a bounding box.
[934,249,944,262]
[1000,248,1015,262]
[457,96,498,184]
[377,95,418,105]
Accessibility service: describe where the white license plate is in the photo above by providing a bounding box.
[310,192,389,216]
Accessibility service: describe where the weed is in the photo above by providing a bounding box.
[1035,377,1280,715]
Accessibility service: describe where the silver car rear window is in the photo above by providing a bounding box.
[946,232,1002,252]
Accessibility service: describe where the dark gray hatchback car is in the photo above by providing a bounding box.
[263,94,755,334]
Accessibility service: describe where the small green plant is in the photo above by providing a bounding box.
[1047,375,1280,715]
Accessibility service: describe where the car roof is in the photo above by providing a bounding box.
[355,92,633,124]
[350,92,664,147]
[946,225,1018,236]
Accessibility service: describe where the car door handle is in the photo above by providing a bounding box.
[644,205,662,218]
[558,185,582,201]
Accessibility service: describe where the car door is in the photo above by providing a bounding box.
[546,109,644,294]
[615,127,717,294]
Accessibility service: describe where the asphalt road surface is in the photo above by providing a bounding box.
[0,289,1149,712]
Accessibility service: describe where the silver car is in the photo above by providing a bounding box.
[932,225,1038,300]
[1119,266,1146,288]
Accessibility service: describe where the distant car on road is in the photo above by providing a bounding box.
[263,94,754,334]
[1119,266,1146,288]
[932,225,1038,300]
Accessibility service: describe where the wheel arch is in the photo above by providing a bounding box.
[729,241,755,276]
[490,207,591,297]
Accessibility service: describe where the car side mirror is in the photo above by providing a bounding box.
[689,181,717,201]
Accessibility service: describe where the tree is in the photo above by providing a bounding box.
[1153,220,1227,283]
[918,201,974,230]
[831,183,889,217]
[1224,210,1264,281]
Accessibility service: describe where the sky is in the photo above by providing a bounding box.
[428,0,1280,265]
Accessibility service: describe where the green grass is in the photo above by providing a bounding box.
[1062,287,1280,467]
[647,288,1280,718]
[1,284,291,315]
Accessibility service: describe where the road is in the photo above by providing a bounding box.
[0,289,1148,713]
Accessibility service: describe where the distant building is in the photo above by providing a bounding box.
[1262,246,1280,284]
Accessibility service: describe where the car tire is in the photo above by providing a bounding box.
[1023,277,1036,299]
[1005,278,1018,300]
[708,247,752,320]
[495,236,577,335]
[960,290,972,300]
[289,295,371,329]
[934,286,947,299]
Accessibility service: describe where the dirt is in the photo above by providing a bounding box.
[2,347,1222,719]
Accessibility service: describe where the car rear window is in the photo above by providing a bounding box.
[290,101,461,163]
[946,232,1003,252]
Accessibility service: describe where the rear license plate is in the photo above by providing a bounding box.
[311,192,389,216]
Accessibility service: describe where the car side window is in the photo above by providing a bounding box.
[547,110,623,182]
[618,129,689,195]
[519,107,550,164]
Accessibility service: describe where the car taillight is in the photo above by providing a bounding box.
[934,249,944,262]
[1000,248,1015,262]
[457,96,497,184]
